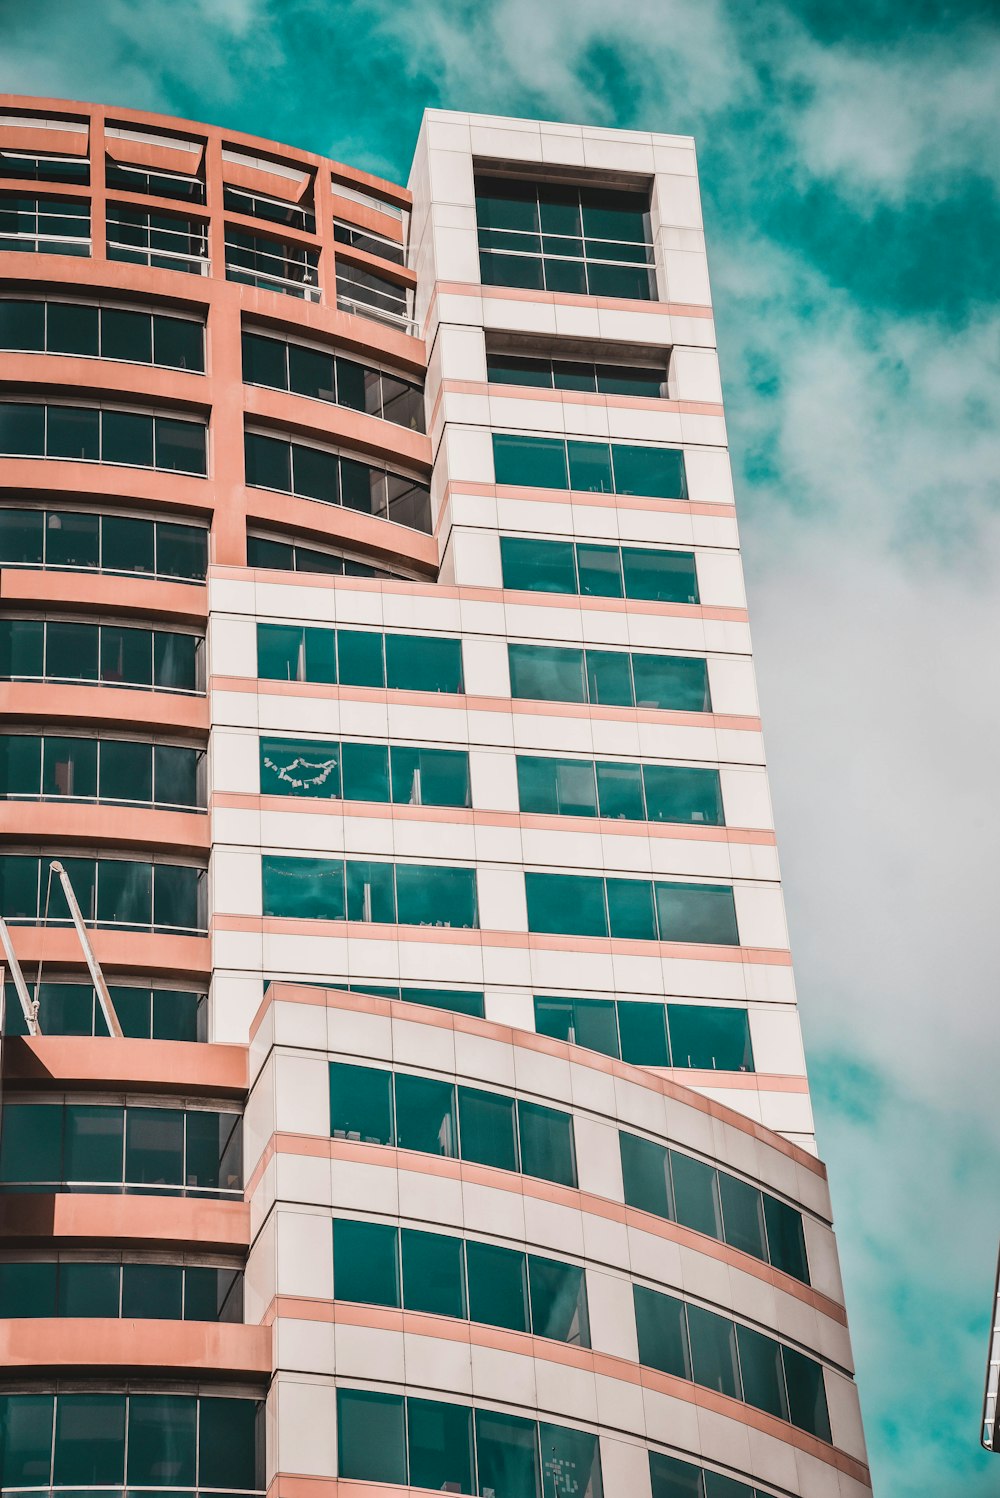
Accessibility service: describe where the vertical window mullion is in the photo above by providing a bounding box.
[49,1389,58,1488]
[42,403,49,457]
[627,652,637,709]
[512,1098,522,1173]
[96,407,105,463]
[681,1301,695,1384]
[663,1005,674,1067]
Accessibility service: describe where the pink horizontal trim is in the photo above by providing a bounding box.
[428,280,714,319]
[0,680,209,735]
[439,378,724,418]
[0,566,207,624]
[243,383,430,471]
[497,588,747,623]
[212,791,776,847]
[253,984,824,1179]
[3,925,211,979]
[0,799,209,856]
[261,1299,864,1478]
[440,478,736,523]
[0,1317,270,1376]
[250,1132,839,1321]
[3,1035,247,1096]
[211,678,762,735]
[215,913,790,968]
[0,1192,249,1250]
[242,487,438,572]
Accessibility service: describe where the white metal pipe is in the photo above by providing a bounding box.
[0,917,39,1036]
[49,861,123,1039]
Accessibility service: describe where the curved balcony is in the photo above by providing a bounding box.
[0,1316,269,1377]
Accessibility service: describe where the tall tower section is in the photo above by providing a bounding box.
[0,98,869,1498]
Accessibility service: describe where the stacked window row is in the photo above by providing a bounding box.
[242,329,425,430]
[0,194,89,254]
[0,401,206,473]
[225,226,319,299]
[536,995,753,1072]
[0,1101,242,1196]
[2,980,205,1041]
[0,506,208,580]
[651,1451,768,1498]
[262,854,738,946]
[0,734,204,809]
[338,1388,602,1496]
[493,432,686,499]
[0,1258,242,1322]
[476,175,655,301]
[0,296,204,370]
[0,855,206,934]
[260,734,723,825]
[330,1061,577,1187]
[106,203,208,274]
[327,1062,810,1284]
[0,619,204,692]
[0,1392,262,1494]
[501,535,699,603]
[487,350,668,399]
[333,1218,590,1345]
[246,532,402,578]
[258,624,711,714]
[245,428,430,531]
[636,1283,831,1439]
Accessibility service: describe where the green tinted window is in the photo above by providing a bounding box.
[341,741,390,802]
[649,1452,711,1498]
[509,643,586,702]
[782,1345,831,1440]
[642,765,723,825]
[401,1227,465,1318]
[737,1324,788,1421]
[655,882,738,945]
[500,536,576,593]
[763,1194,810,1284]
[719,1173,768,1262]
[262,855,345,919]
[606,877,658,940]
[394,1072,457,1156]
[668,1005,752,1071]
[528,1254,590,1346]
[634,1285,690,1378]
[458,1087,518,1172]
[539,1421,602,1498]
[576,543,623,597]
[336,1389,406,1485]
[385,632,463,692]
[198,1396,261,1490]
[466,1240,528,1332]
[329,1062,393,1145]
[688,1303,741,1399]
[53,1392,125,1484]
[0,1393,53,1485]
[585,648,633,706]
[493,433,567,488]
[475,1409,540,1498]
[671,1151,723,1240]
[395,863,478,928]
[126,1394,195,1485]
[617,1001,670,1066]
[517,755,598,816]
[0,508,44,565]
[525,872,606,936]
[534,996,618,1058]
[567,439,614,492]
[390,745,470,807]
[620,1131,673,1219]
[408,1398,474,1496]
[120,1263,182,1320]
[631,653,710,711]
[337,628,384,686]
[58,1261,119,1317]
[0,299,45,350]
[612,443,687,499]
[334,1218,399,1306]
[622,547,698,603]
[0,1261,56,1317]
[518,1100,576,1187]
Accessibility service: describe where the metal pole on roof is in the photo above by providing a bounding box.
[48,861,123,1039]
[0,916,40,1036]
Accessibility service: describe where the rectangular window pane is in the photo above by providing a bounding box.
[668,1005,752,1072]
[642,766,723,826]
[457,1086,517,1172]
[346,858,395,923]
[102,513,155,574]
[539,1422,603,1498]
[336,1389,406,1485]
[336,628,384,687]
[126,1392,195,1485]
[620,1131,673,1219]
[98,739,152,803]
[634,1285,690,1378]
[611,443,687,499]
[0,1262,57,1318]
[125,1106,183,1186]
[493,433,567,489]
[475,1409,540,1498]
[257,623,304,681]
[617,1002,670,1067]
[0,507,44,565]
[155,417,206,474]
[585,649,633,706]
[0,618,44,677]
[302,625,337,684]
[567,439,614,493]
[153,863,202,932]
[65,1103,124,1183]
[671,1152,723,1240]
[291,439,339,502]
[718,1173,767,1262]
[763,1194,810,1284]
[100,306,151,363]
[401,1227,465,1318]
[385,632,463,693]
[245,430,291,490]
[687,1304,740,1399]
[57,1261,119,1317]
[0,1101,61,1182]
[0,402,45,454]
[394,1072,457,1157]
[390,745,470,807]
[329,1062,393,1145]
[53,1392,125,1484]
[261,735,340,798]
[43,734,98,798]
[0,733,41,795]
[509,643,586,703]
[534,997,618,1059]
[606,877,658,940]
[631,654,710,712]
[121,1263,184,1320]
[153,314,203,371]
[341,741,390,804]
[262,854,345,920]
[782,1346,832,1440]
[156,520,207,579]
[529,1255,590,1346]
[198,1396,261,1491]
[46,509,100,567]
[288,342,336,401]
[622,547,699,603]
[407,1397,474,1496]
[521,755,598,817]
[333,1218,399,1306]
[395,863,478,928]
[187,1109,241,1193]
[102,408,153,466]
[95,856,152,927]
[525,872,607,937]
[736,1324,788,1420]
[0,1393,54,1485]
[0,299,44,350]
[518,1100,576,1187]
[649,1452,705,1498]
[655,883,739,945]
[48,619,99,681]
[466,1239,528,1331]
[100,623,151,686]
[501,536,576,594]
[48,404,100,460]
[576,542,623,597]
[153,744,200,808]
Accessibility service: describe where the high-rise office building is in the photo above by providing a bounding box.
[0,97,869,1497]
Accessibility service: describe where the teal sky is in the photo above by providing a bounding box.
[3,2,999,1492]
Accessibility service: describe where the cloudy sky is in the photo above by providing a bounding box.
[2,0,999,1490]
